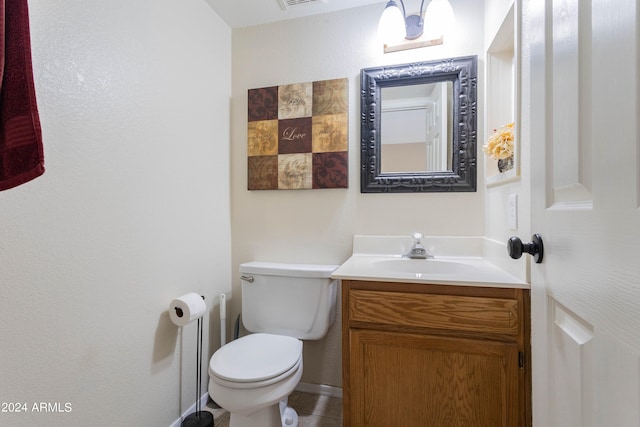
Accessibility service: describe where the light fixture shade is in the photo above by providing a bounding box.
[423,0,455,40]
[378,0,406,45]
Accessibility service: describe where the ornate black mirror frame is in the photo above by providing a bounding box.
[360,55,477,193]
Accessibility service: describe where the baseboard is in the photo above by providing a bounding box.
[295,382,343,398]
[169,392,210,427]
[169,385,340,425]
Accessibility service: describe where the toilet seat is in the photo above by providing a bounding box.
[210,333,302,388]
[211,356,302,389]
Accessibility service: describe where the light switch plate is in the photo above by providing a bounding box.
[508,194,518,230]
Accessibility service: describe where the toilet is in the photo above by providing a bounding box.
[208,261,338,427]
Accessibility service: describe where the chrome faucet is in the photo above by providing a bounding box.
[405,232,434,259]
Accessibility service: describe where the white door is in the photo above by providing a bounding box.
[525,0,640,426]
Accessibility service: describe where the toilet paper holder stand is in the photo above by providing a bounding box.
[175,295,213,427]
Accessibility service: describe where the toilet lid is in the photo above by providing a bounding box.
[210,333,302,383]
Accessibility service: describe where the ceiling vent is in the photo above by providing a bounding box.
[277,0,328,11]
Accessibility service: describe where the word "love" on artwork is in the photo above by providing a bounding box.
[282,127,307,141]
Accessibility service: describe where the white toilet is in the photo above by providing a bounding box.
[208,261,338,427]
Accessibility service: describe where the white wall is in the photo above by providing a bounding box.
[231,0,486,387]
[0,1,231,426]
[483,0,530,280]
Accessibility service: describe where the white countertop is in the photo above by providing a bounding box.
[331,235,529,289]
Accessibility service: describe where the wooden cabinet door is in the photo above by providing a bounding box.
[348,329,520,427]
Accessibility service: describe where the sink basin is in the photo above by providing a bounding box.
[372,258,478,276]
[331,236,528,287]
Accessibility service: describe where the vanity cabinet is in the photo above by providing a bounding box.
[342,279,531,427]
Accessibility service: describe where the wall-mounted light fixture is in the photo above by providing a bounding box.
[378,0,455,53]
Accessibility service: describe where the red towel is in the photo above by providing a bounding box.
[0,0,44,191]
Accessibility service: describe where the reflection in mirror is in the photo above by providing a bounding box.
[360,56,477,193]
[380,82,453,173]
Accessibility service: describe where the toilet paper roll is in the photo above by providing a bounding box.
[169,293,206,327]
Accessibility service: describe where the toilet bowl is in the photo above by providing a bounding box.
[208,262,338,427]
[209,333,303,427]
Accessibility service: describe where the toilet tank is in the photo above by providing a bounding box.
[239,262,339,340]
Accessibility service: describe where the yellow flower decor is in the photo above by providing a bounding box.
[483,122,514,160]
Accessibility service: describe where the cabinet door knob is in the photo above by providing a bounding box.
[508,234,544,263]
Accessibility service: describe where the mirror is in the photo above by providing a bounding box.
[360,56,477,192]
[381,82,453,173]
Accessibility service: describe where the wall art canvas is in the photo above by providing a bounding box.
[247,78,348,190]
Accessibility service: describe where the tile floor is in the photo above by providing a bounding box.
[204,391,343,426]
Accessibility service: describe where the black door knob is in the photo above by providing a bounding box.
[508,234,544,263]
